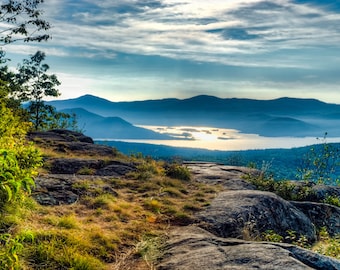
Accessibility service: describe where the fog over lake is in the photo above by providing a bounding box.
[102,126,340,151]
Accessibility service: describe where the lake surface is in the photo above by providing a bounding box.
[99,125,340,151]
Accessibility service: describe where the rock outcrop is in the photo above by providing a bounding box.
[49,158,136,176]
[292,201,340,237]
[28,129,117,157]
[158,226,340,270]
[29,129,135,205]
[185,161,259,190]
[33,174,119,205]
[157,162,340,270]
[196,190,316,242]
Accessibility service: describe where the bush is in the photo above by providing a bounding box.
[0,105,42,207]
[165,163,191,181]
[0,103,42,268]
[297,133,340,185]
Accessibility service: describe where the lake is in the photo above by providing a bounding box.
[98,125,340,151]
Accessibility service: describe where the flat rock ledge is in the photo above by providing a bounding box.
[157,226,340,270]
[184,161,259,190]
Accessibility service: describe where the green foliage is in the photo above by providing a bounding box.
[261,230,309,247]
[245,173,315,201]
[15,51,63,131]
[0,233,26,269]
[0,104,42,207]
[0,100,41,267]
[131,158,165,180]
[285,230,310,248]
[0,0,50,46]
[136,236,164,267]
[314,227,340,259]
[77,167,96,175]
[262,230,283,243]
[323,195,340,207]
[297,133,340,185]
[165,163,191,181]
[17,51,60,102]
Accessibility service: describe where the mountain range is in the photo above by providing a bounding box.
[48,94,340,138]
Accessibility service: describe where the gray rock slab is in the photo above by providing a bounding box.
[157,226,340,270]
[185,162,259,190]
[291,201,340,236]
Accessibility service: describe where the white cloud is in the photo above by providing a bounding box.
[37,0,340,69]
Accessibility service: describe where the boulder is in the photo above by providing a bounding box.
[157,226,340,270]
[196,190,316,242]
[291,201,340,236]
[28,129,118,157]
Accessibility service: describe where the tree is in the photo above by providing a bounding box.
[16,50,61,130]
[0,67,28,118]
[0,0,50,46]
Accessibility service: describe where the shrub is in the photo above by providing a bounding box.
[130,159,165,180]
[165,163,191,181]
[323,195,340,207]
[0,105,42,208]
[297,133,340,185]
[77,167,96,175]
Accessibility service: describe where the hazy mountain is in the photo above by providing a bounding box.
[61,108,173,139]
[49,95,340,137]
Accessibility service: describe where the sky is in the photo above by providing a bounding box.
[4,0,340,103]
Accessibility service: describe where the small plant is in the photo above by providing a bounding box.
[131,159,165,180]
[285,230,310,248]
[297,133,340,185]
[244,173,317,201]
[313,227,340,259]
[144,198,162,214]
[136,236,165,268]
[323,195,340,207]
[0,233,32,269]
[77,167,96,175]
[262,230,283,243]
[57,215,79,229]
[165,163,191,181]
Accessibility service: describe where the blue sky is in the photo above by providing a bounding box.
[4,0,340,103]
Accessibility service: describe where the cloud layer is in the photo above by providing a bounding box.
[5,0,340,102]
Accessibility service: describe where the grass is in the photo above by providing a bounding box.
[1,141,222,269]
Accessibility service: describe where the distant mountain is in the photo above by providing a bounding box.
[61,108,173,139]
[49,95,340,137]
[258,117,319,136]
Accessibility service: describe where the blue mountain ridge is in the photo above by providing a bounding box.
[48,94,340,138]
[61,108,174,140]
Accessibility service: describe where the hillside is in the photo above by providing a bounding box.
[10,130,338,269]
[61,108,174,139]
[48,94,340,137]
